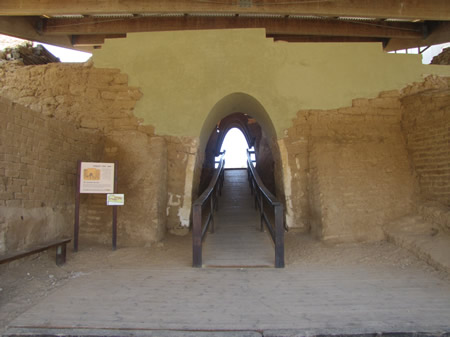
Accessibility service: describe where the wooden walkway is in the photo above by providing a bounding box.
[203,169,274,267]
[4,171,450,336]
[6,266,450,335]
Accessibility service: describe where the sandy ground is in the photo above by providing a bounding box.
[1,232,449,333]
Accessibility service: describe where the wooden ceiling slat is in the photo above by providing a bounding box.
[1,0,449,21]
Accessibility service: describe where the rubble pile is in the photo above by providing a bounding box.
[431,47,450,65]
[0,42,60,65]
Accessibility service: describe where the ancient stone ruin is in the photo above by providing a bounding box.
[0,43,60,65]
[1,31,449,255]
[0,3,450,333]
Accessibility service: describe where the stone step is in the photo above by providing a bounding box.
[384,215,450,274]
[387,215,432,233]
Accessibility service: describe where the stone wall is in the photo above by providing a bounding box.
[418,201,450,233]
[93,30,450,140]
[164,135,199,235]
[0,62,174,247]
[1,56,449,247]
[0,61,142,132]
[431,47,450,65]
[0,96,103,253]
[401,76,450,207]
[283,90,416,241]
[79,132,168,247]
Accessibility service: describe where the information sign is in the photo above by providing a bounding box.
[80,162,115,194]
[107,194,125,206]
[74,160,119,252]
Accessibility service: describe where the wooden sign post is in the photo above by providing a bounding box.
[74,161,119,252]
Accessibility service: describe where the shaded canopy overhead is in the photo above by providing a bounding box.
[0,1,449,52]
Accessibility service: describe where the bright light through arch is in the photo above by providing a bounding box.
[216,128,255,169]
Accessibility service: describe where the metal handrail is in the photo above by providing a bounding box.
[192,152,225,267]
[246,149,285,268]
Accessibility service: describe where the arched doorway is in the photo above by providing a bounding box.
[198,112,277,197]
[193,93,285,268]
[196,93,283,198]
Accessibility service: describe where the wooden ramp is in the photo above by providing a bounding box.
[203,169,274,267]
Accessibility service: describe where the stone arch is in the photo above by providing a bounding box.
[195,92,285,202]
[199,93,278,154]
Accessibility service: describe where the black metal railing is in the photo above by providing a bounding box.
[192,152,225,267]
[246,150,285,268]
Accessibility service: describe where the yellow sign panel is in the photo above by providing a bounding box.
[83,168,101,181]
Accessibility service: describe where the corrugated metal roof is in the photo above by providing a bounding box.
[338,16,379,21]
[50,12,416,23]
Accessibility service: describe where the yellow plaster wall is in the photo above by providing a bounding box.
[93,28,450,140]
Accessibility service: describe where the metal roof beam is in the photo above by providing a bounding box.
[384,21,450,51]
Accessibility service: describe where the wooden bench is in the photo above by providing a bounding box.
[0,238,71,267]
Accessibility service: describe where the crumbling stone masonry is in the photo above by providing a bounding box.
[401,76,450,233]
[0,96,103,253]
[283,90,415,242]
[401,76,450,207]
[0,61,142,131]
[0,62,193,250]
[1,57,449,250]
[282,76,450,241]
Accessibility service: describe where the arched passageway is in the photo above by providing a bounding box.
[198,110,279,197]
[193,93,285,267]
[195,93,284,209]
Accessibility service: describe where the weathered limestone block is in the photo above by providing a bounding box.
[164,136,198,235]
[278,138,309,232]
[0,96,103,253]
[418,201,450,234]
[401,77,450,207]
[400,75,448,96]
[0,62,142,133]
[100,131,168,246]
[309,139,415,242]
[284,89,414,241]
[0,205,68,253]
